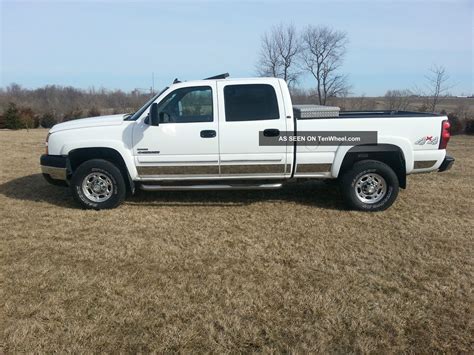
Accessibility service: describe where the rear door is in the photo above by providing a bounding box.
[216,80,289,178]
[132,83,219,179]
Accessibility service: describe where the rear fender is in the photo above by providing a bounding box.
[334,142,408,188]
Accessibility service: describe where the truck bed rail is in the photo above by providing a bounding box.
[338,110,440,118]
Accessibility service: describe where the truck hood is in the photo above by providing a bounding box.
[49,114,126,133]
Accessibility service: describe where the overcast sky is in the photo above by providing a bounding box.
[1,0,472,96]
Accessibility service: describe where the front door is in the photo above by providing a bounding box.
[132,83,219,179]
[216,81,289,178]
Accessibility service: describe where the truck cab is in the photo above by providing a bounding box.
[132,77,292,181]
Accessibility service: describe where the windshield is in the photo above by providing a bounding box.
[125,86,169,121]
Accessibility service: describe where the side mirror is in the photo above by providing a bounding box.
[149,103,159,126]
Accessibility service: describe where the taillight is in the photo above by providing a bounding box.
[439,120,450,149]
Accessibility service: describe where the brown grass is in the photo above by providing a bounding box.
[1,129,473,353]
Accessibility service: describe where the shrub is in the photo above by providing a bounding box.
[417,103,429,112]
[0,114,5,129]
[4,102,23,129]
[87,107,101,117]
[40,113,57,128]
[465,119,474,135]
[19,107,36,130]
[33,115,40,128]
[447,113,463,135]
[63,108,84,122]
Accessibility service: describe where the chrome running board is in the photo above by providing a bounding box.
[139,183,283,191]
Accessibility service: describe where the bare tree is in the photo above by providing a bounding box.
[424,65,453,112]
[257,31,280,78]
[384,89,413,111]
[256,24,300,87]
[347,94,377,111]
[300,25,350,105]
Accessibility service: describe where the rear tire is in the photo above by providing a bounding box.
[70,159,126,210]
[340,160,399,212]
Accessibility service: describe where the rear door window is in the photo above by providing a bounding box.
[224,84,279,121]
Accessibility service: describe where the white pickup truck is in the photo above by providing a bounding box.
[40,74,454,211]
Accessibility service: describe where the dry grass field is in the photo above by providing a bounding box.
[1,129,473,353]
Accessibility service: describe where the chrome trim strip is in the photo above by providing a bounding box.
[296,164,332,173]
[220,164,285,174]
[138,175,285,181]
[414,160,437,169]
[295,172,332,178]
[142,160,219,164]
[220,159,283,163]
[137,165,219,175]
[41,165,67,180]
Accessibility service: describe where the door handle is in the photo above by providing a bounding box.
[200,130,216,138]
[263,128,280,137]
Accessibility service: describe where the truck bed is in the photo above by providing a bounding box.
[293,105,439,120]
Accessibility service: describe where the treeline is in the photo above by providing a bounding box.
[0,83,152,128]
[0,83,473,134]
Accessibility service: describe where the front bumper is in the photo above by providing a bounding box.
[40,154,68,180]
[438,155,455,172]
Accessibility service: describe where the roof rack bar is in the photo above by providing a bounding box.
[203,73,229,80]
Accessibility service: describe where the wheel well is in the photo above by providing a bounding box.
[68,148,135,194]
[339,144,407,188]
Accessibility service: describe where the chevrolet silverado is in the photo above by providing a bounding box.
[40,74,454,211]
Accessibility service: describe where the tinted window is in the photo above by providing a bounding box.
[157,86,213,123]
[224,84,279,121]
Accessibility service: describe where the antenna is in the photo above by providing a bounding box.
[152,72,155,94]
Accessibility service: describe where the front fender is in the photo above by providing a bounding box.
[60,140,138,180]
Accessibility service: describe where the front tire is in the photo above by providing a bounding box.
[70,159,126,210]
[340,160,399,212]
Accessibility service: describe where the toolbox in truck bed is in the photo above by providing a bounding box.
[293,104,340,119]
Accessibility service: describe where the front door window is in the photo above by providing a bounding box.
[157,86,213,123]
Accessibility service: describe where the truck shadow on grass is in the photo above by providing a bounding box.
[0,174,76,208]
[0,174,346,210]
[128,180,345,210]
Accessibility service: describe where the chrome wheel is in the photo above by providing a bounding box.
[355,173,387,204]
[81,172,113,202]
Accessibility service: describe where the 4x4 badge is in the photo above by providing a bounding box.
[415,136,439,145]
